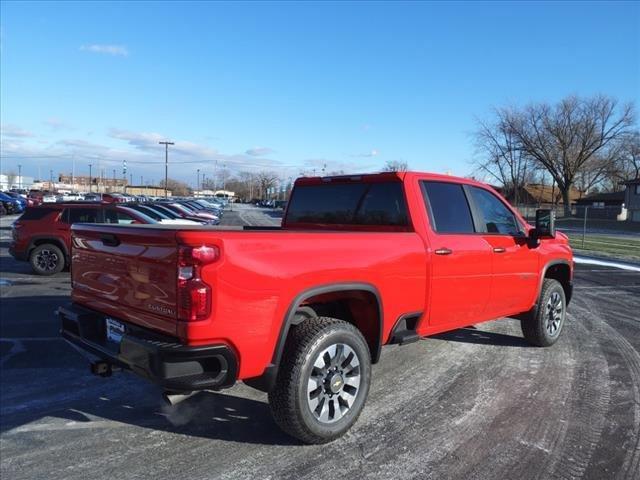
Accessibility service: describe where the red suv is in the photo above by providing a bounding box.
[10,203,156,275]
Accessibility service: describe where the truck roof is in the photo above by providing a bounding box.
[294,171,491,189]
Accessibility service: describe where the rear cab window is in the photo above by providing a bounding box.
[285,180,410,230]
[421,181,475,233]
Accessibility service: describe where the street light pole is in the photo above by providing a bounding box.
[159,141,174,198]
[18,164,22,189]
[197,168,200,195]
[89,164,92,193]
[50,170,54,190]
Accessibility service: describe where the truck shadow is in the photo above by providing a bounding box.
[0,294,299,446]
[431,326,529,347]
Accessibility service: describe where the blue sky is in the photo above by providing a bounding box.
[1,1,638,186]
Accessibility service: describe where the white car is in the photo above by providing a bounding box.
[42,194,57,203]
[57,192,85,202]
[158,218,203,225]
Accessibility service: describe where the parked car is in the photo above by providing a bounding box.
[58,171,573,443]
[41,193,57,203]
[0,192,24,214]
[83,193,101,202]
[125,203,203,225]
[3,191,28,210]
[9,203,157,275]
[56,192,85,202]
[158,201,220,224]
[0,203,7,216]
[101,193,127,203]
[144,203,212,225]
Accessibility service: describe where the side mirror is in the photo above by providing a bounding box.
[534,209,556,238]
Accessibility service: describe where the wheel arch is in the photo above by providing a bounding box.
[540,260,573,305]
[29,236,69,263]
[245,282,383,393]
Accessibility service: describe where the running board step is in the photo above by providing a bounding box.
[389,313,422,345]
[393,331,420,345]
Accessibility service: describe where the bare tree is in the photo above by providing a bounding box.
[618,131,640,181]
[473,110,535,204]
[504,95,635,215]
[383,160,408,172]
[256,171,279,199]
[159,178,192,196]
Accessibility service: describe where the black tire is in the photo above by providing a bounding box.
[29,243,65,276]
[268,317,371,444]
[521,278,567,347]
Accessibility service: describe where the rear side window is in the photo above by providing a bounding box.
[470,187,522,235]
[66,208,100,223]
[286,182,409,226]
[19,207,58,221]
[421,182,475,233]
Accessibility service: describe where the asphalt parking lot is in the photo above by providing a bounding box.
[1,205,639,480]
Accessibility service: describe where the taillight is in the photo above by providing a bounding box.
[177,245,219,322]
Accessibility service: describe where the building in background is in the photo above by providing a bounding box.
[0,174,34,190]
[623,179,640,222]
[124,185,172,197]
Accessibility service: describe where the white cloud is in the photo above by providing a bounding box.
[44,117,70,130]
[246,147,274,157]
[108,128,220,158]
[1,123,35,138]
[351,149,379,158]
[80,44,129,57]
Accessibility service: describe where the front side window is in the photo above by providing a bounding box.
[421,181,475,233]
[470,187,522,235]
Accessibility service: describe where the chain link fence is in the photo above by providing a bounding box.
[513,203,640,262]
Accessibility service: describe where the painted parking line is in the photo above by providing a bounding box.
[574,256,640,272]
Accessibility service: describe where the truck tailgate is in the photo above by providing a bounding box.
[71,224,179,336]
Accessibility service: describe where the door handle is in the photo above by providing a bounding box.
[100,234,120,247]
[435,248,452,255]
[493,247,506,253]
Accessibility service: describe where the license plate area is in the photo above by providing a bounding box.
[105,317,125,345]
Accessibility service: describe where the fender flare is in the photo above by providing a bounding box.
[27,236,70,262]
[538,259,573,304]
[245,282,383,392]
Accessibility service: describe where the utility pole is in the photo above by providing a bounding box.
[222,163,227,197]
[113,169,116,191]
[89,164,92,193]
[50,170,54,190]
[197,168,200,195]
[130,173,133,185]
[159,140,174,198]
[18,164,22,189]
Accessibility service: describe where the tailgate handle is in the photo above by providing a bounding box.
[100,234,120,247]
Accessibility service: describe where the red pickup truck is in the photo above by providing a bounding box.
[58,172,573,443]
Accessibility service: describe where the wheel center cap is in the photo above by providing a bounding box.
[328,373,344,393]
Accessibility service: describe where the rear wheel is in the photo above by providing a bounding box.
[268,317,371,444]
[30,243,65,275]
[521,278,566,347]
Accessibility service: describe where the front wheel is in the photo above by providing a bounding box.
[30,243,65,275]
[268,317,371,444]
[521,278,567,347]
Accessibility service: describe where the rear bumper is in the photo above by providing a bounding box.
[58,303,238,392]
